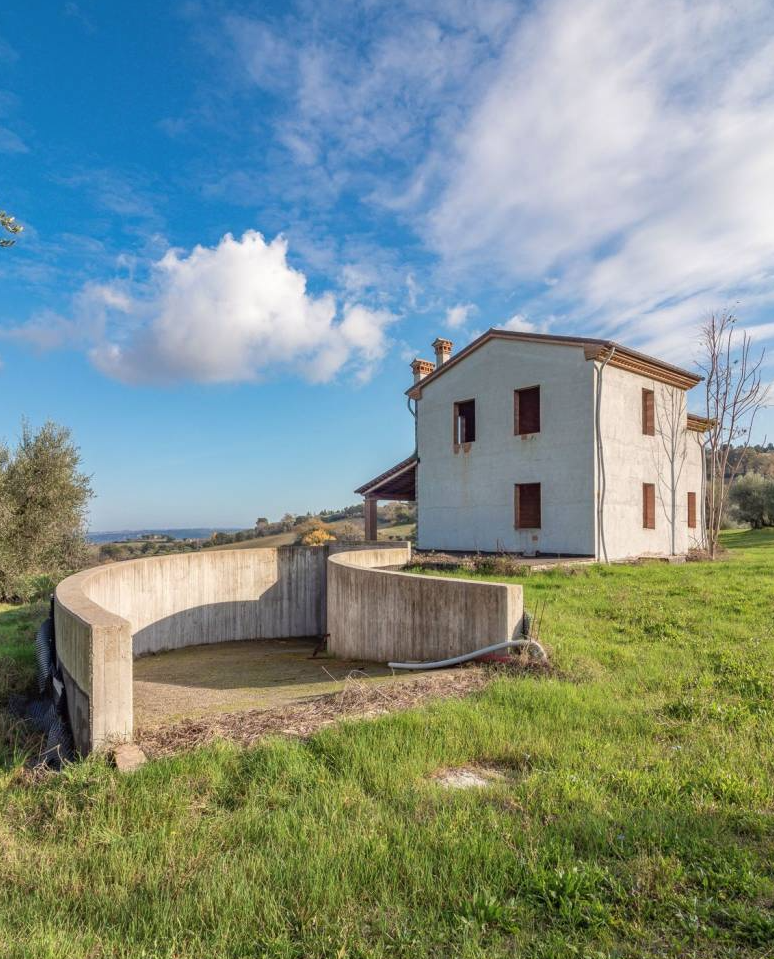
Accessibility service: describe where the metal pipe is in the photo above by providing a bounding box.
[595,346,616,563]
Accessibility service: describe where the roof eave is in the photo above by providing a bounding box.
[406,328,702,396]
[354,454,418,497]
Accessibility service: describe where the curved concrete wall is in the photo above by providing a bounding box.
[54,541,521,756]
[54,570,134,758]
[327,548,523,663]
[54,546,341,755]
[85,547,328,656]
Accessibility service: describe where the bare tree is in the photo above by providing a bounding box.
[653,384,688,556]
[697,311,770,558]
[0,208,22,247]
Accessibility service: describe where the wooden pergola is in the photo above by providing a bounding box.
[354,455,417,541]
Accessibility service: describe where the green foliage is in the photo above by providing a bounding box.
[729,472,774,527]
[98,539,202,563]
[0,601,47,766]
[2,529,774,956]
[0,421,92,601]
[724,443,774,479]
[0,207,22,247]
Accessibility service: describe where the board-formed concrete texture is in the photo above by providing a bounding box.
[327,547,523,663]
[55,542,521,756]
[55,545,349,755]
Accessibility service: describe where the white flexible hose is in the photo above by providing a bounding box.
[388,639,546,670]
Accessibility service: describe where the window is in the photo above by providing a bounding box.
[453,399,476,445]
[642,388,655,435]
[515,482,541,529]
[642,483,656,529]
[514,386,540,435]
[687,491,697,529]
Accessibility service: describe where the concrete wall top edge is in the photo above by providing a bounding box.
[55,541,414,641]
[328,547,513,593]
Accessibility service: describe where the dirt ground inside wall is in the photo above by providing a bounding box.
[133,638,424,728]
[134,642,494,759]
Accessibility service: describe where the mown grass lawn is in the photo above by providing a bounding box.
[1,531,773,958]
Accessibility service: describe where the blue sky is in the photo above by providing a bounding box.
[2,0,774,530]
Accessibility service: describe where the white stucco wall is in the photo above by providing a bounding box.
[416,338,597,554]
[595,364,706,560]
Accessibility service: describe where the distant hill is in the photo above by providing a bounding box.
[208,517,415,551]
[87,528,241,544]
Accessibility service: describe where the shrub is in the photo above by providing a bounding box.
[300,527,336,546]
[295,518,336,546]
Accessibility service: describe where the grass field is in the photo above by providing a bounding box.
[1,530,773,957]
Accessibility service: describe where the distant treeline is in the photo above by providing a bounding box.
[725,444,774,479]
[97,502,416,562]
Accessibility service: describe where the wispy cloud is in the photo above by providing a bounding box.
[9,0,774,389]
[0,125,28,154]
[0,36,19,65]
[210,0,774,364]
[444,303,476,329]
[220,1,518,203]
[426,0,774,356]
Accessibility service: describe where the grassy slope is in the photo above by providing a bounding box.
[209,529,297,549]
[0,602,43,674]
[0,602,48,768]
[208,519,415,551]
[0,531,773,957]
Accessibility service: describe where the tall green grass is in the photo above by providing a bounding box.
[1,531,773,957]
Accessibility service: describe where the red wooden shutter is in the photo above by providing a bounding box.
[515,483,541,529]
[642,483,656,529]
[515,386,540,435]
[687,491,697,528]
[642,389,655,435]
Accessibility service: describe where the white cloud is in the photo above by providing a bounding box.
[500,313,537,334]
[445,302,476,328]
[427,0,774,348]
[10,231,395,386]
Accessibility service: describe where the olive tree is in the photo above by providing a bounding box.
[0,421,92,601]
[730,473,774,528]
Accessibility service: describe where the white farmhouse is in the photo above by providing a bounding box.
[356,330,709,561]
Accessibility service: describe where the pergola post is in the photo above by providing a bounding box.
[364,496,378,542]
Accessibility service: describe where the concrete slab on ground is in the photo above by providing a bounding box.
[133,638,427,729]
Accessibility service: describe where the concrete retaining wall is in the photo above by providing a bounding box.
[327,547,523,662]
[54,573,134,757]
[54,541,521,756]
[54,546,338,755]
[85,547,329,656]
[54,543,408,755]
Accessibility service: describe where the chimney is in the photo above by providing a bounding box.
[432,337,453,367]
[411,358,435,384]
